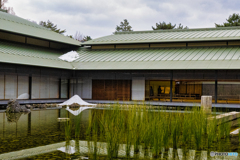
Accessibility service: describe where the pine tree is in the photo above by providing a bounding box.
[115,19,133,32]
[152,21,188,30]
[83,36,92,41]
[39,20,66,34]
[215,13,240,27]
[176,23,189,29]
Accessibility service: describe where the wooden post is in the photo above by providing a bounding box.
[67,79,70,99]
[29,76,32,100]
[59,78,61,99]
[215,80,217,104]
[201,96,212,113]
[170,71,173,102]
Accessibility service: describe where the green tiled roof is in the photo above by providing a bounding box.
[2,40,240,70]
[0,41,73,69]
[72,47,240,70]
[84,27,240,45]
[0,11,80,46]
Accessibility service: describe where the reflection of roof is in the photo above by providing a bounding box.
[84,27,240,45]
[71,46,240,69]
[0,11,80,46]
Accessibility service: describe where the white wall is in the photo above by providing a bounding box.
[132,77,145,100]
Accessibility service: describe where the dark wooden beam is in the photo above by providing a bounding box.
[170,71,173,102]
[59,78,61,99]
[28,76,32,100]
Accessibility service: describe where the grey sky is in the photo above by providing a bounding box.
[6,0,239,39]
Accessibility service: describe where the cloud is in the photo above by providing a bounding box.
[6,0,240,39]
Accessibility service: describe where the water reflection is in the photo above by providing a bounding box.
[0,108,90,156]
[6,112,25,123]
[66,106,93,116]
[0,108,239,159]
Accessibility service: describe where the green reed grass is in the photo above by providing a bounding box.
[64,120,71,159]
[85,104,234,159]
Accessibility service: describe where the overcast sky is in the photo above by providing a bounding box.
[6,0,239,39]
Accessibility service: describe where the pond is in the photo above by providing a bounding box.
[0,106,239,159]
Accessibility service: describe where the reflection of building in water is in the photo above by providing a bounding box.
[0,140,208,160]
[0,109,91,154]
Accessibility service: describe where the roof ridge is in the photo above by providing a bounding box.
[0,12,81,45]
[115,27,240,34]
[0,14,50,31]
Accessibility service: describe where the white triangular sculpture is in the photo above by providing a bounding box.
[58,95,96,106]
[66,106,92,116]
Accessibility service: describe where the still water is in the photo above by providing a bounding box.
[0,108,239,159]
[0,108,90,159]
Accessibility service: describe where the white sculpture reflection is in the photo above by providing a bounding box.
[66,106,93,116]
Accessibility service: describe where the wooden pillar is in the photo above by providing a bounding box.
[59,78,61,99]
[29,76,32,100]
[170,71,173,102]
[67,79,70,99]
[215,70,218,104]
[215,80,217,104]
[76,78,78,96]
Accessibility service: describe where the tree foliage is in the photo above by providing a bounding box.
[72,31,92,42]
[0,0,15,15]
[176,23,189,29]
[39,20,66,34]
[215,13,240,27]
[83,36,92,41]
[115,19,133,32]
[152,21,188,30]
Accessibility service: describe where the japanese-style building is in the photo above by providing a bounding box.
[1,9,240,107]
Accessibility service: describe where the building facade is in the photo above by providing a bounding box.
[1,10,240,106]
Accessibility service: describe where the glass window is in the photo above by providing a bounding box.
[70,79,76,97]
[61,79,68,98]
[76,79,83,97]
[0,75,4,99]
[17,76,29,99]
[146,80,172,102]
[173,81,215,103]
[5,75,17,99]
[32,76,59,99]
[49,78,59,98]
[40,77,49,99]
[217,81,240,104]
[32,76,40,99]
